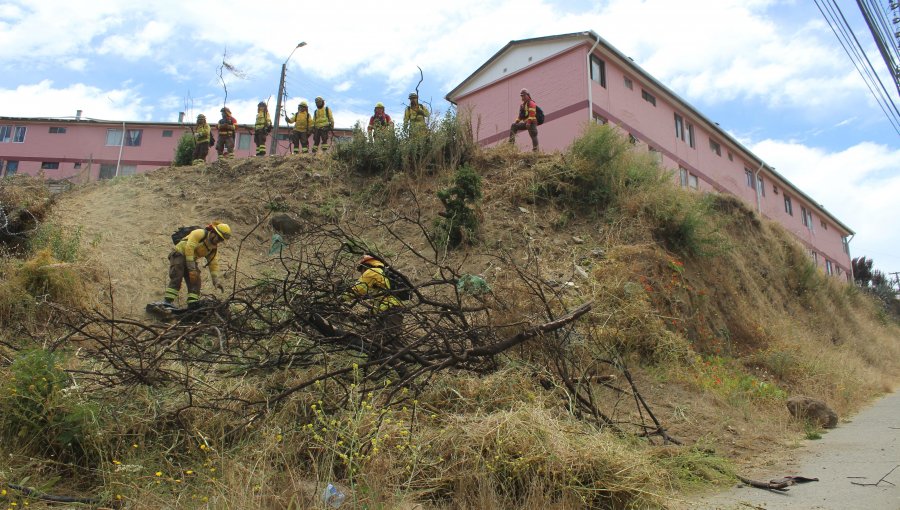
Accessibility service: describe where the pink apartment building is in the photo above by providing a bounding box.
[446,31,854,280]
[0,112,351,182]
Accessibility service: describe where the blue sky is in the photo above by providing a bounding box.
[1,0,898,274]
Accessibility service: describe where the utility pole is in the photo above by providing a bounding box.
[889,272,900,293]
[270,42,306,155]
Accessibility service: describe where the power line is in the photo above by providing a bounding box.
[815,0,900,135]
[857,0,900,100]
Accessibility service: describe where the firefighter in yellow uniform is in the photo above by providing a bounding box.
[254,102,273,156]
[216,107,237,158]
[192,114,211,165]
[164,222,231,307]
[403,92,429,135]
[285,101,312,154]
[312,96,334,153]
[343,255,403,343]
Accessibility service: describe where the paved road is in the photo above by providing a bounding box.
[685,391,900,510]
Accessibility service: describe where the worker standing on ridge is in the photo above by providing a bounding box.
[367,102,393,141]
[508,88,539,152]
[403,92,429,134]
[216,107,237,158]
[254,101,273,156]
[312,96,334,154]
[163,222,232,308]
[285,101,312,154]
[192,114,212,165]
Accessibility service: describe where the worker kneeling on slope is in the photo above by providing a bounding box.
[163,222,232,308]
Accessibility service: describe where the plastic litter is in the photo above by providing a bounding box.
[322,483,346,508]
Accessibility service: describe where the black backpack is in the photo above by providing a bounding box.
[381,266,412,301]
[171,225,203,245]
[535,106,545,125]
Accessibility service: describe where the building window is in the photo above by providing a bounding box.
[688,173,699,190]
[674,114,684,140]
[628,133,637,144]
[757,175,765,196]
[162,130,173,137]
[106,128,143,146]
[801,206,813,230]
[784,195,793,215]
[99,164,138,179]
[590,56,606,88]
[648,146,662,164]
[49,127,67,134]
[0,126,10,143]
[686,124,695,148]
[727,152,733,161]
[709,138,721,156]
[679,167,688,187]
[745,168,755,189]
[592,113,607,125]
[820,220,828,230]
[825,260,834,276]
[842,237,850,254]
[810,250,818,265]
[3,161,18,176]
[74,162,82,169]
[238,133,252,149]
[641,89,656,106]
[623,76,633,90]
[41,162,59,170]
[13,126,26,143]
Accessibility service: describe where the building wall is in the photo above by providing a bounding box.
[453,39,852,278]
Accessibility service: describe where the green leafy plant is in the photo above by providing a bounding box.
[434,165,482,249]
[174,132,196,166]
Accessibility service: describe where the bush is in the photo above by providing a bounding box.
[174,132,195,166]
[0,349,99,461]
[434,165,482,249]
[27,221,82,262]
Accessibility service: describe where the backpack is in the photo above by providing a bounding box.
[535,106,545,125]
[381,266,412,301]
[171,225,203,245]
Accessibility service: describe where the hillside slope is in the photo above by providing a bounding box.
[3,127,898,509]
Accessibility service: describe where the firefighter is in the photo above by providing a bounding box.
[216,107,237,158]
[192,114,212,165]
[343,255,405,362]
[508,88,539,152]
[285,101,312,154]
[312,96,334,153]
[367,102,393,140]
[403,92,429,134]
[254,101,272,156]
[163,222,232,308]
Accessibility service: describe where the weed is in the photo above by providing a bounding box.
[803,422,822,440]
[434,165,482,249]
[28,222,82,262]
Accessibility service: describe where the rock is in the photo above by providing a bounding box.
[518,206,530,214]
[572,236,585,244]
[271,214,303,236]
[591,248,606,258]
[786,396,838,429]
[574,264,590,280]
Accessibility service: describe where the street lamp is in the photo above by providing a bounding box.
[271,41,307,155]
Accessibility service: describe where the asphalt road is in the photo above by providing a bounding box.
[684,390,900,510]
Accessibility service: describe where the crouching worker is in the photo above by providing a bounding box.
[163,222,231,308]
[342,255,406,372]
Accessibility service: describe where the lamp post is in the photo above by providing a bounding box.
[271,41,307,155]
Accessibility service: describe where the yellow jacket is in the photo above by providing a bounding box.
[174,229,220,277]
[404,104,429,130]
[287,111,312,133]
[255,110,272,130]
[195,123,210,143]
[346,263,401,312]
[313,106,333,129]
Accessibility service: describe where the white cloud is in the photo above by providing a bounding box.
[751,139,900,272]
[0,80,152,120]
[334,81,353,93]
[97,20,173,60]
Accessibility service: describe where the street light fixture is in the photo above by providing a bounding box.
[271,41,307,155]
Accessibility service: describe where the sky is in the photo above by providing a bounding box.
[0,0,898,274]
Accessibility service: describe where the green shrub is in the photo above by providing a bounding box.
[174,132,195,166]
[0,349,99,461]
[27,221,82,262]
[434,165,482,249]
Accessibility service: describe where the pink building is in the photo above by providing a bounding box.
[0,112,351,182]
[446,31,854,280]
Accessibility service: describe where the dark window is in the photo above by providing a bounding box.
[745,168,755,189]
[784,195,793,215]
[238,133,252,149]
[0,125,10,143]
[757,175,765,196]
[628,133,637,144]
[74,162,82,169]
[162,130,173,137]
[679,167,688,187]
[3,161,18,176]
[593,113,607,125]
[99,164,117,179]
[686,124,695,148]
[641,89,656,106]
[843,237,850,254]
[13,126,26,143]
[106,128,143,146]
[820,220,828,230]
[623,76,633,90]
[709,138,721,156]
[590,56,606,88]
[801,206,813,228]
[49,126,67,134]
[727,152,733,161]
[41,162,60,170]
[674,114,684,140]
[688,173,699,189]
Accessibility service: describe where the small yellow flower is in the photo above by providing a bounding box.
[1,489,6,495]
[112,459,121,465]
[155,471,163,477]
[275,434,283,442]
[175,479,182,484]
[132,443,139,448]
[199,444,208,450]
[185,470,194,475]
[209,467,216,472]
[116,495,122,500]
[202,496,209,502]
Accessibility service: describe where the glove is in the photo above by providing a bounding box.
[186,260,199,272]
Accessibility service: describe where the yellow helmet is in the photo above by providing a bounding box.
[299,101,308,108]
[356,254,383,271]
[375,102,384,109]
[211,222,231,240]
